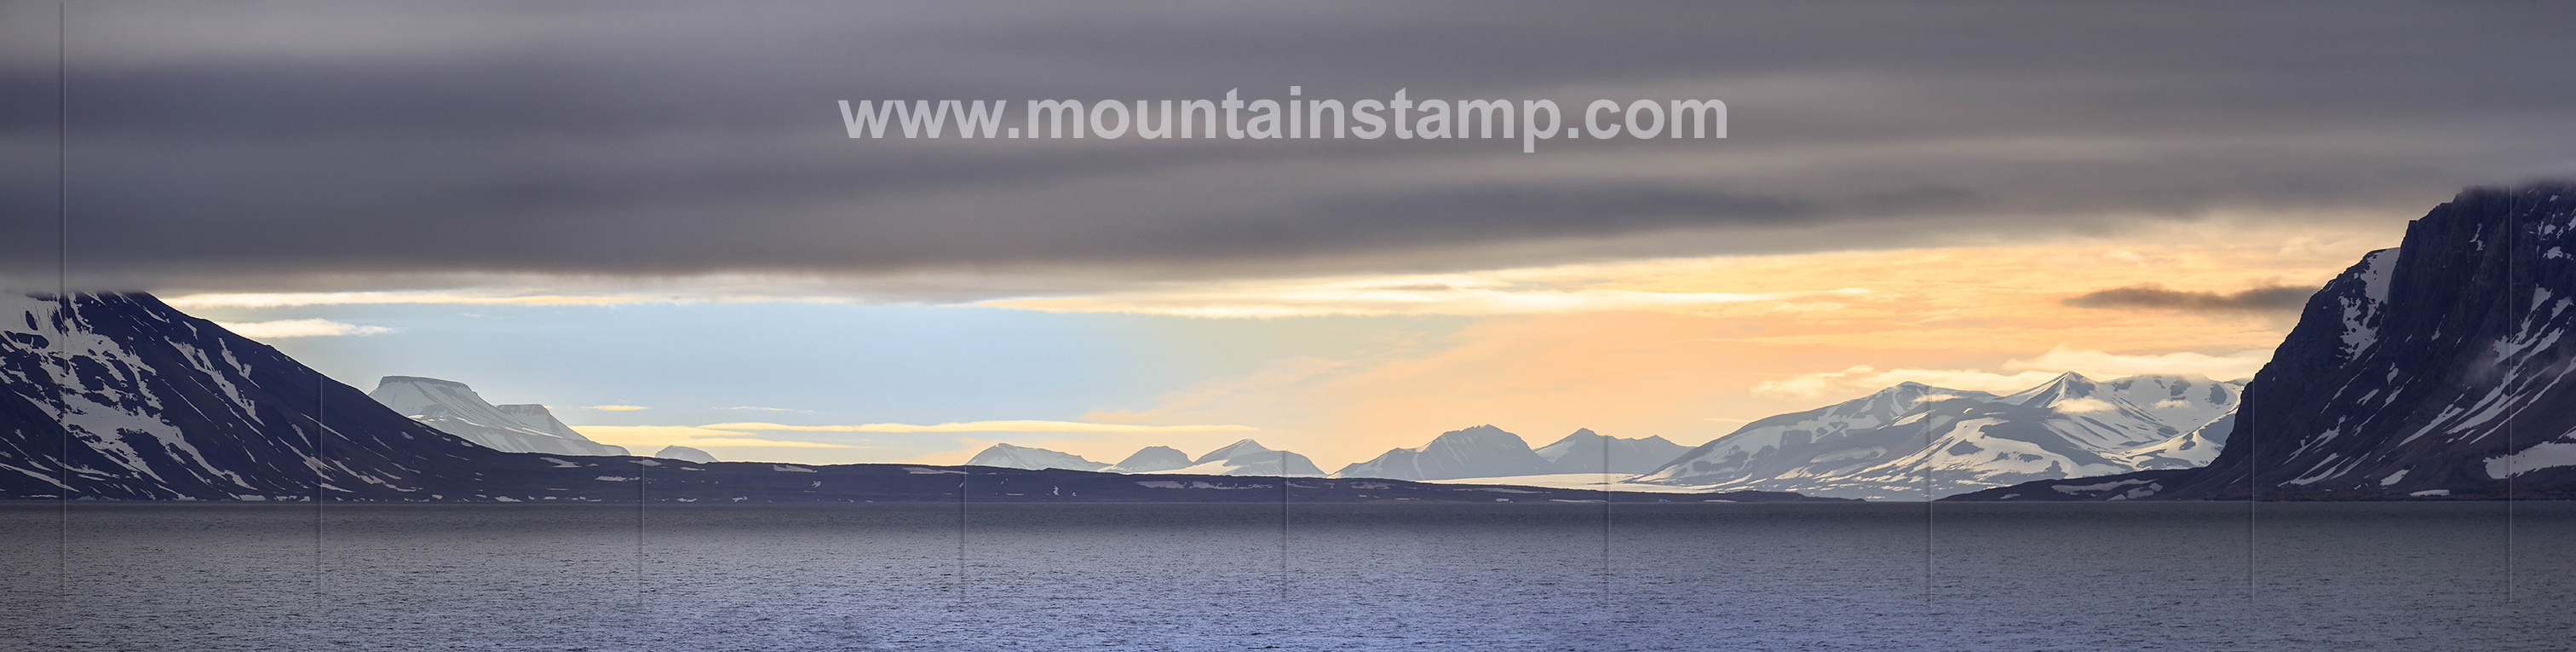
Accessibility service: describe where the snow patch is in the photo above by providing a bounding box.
[2484,442,2576,478]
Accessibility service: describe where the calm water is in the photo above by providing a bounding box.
[1,502,2568,651]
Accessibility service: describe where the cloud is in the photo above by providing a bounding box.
[990,267,1872,317]
[584,405,648,411]
[2002,345,2270,380]
[8,2,2565,295]
[2052,397,2116,413]
[1752,366,2066,398]
[2062,283,2315,313]
[212,319,400,338]
[1752,345,2272,399]
[698,420,1256,434]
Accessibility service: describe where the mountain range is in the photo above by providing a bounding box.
[1532,429,1691,475]
[1325,425,1685,481]
[5,184,2571,502]
[0,291,1826,503]
[968,439,1326,476]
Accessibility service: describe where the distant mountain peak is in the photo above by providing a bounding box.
[966,443,1109,471]
[2001,372,2096,404]
[1108,445,1193,473]
[654,445,718,464]
[1532,429,1691,476]
[1194,438,1274,464]
[1334,425,1556,481]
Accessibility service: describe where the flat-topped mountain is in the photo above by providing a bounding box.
[368,376,628,456]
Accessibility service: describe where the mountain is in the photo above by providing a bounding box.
[1105,445,1193,472]
[367,376,628,456]
[1992,372,2194,450]
[0,292,562,500]
[1958,184,2576,501]
[1151,439,1325,476]
[964,443,1111,471]
[1631,382,1991,496]
[2097,374,2243,436]
[0,291,1845,504]
[1331,425,1560,481]
[654,445,718,464]
[1194,439,1274,464]
[1635,374,2243,499]
[2118,413,2234,470]
[1532,429,1690,475]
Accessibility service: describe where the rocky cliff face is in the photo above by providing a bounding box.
[2169,184,2576,499]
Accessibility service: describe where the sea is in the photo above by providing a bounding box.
[1,502,2567,651]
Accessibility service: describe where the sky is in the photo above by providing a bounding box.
[5,1,2574,469]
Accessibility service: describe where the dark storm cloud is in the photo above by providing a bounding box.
[2063,284,2316,313]
[4,0,2574,295]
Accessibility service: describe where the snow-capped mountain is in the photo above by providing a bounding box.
[1636,373,2243,499]
[2096,374,2244,437]
[1532,429,1690,475]
[367,376,628,456]
[1105,445,1193,472]
[654,445,718,464]
[1148,439,1325,476]
[1332,425,1560,481]
[1993,372,2197,450]
[964,443,1111,471]
[1632,382,1990,492]
[2118,412,2234,470]
[966,439,1325,476]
